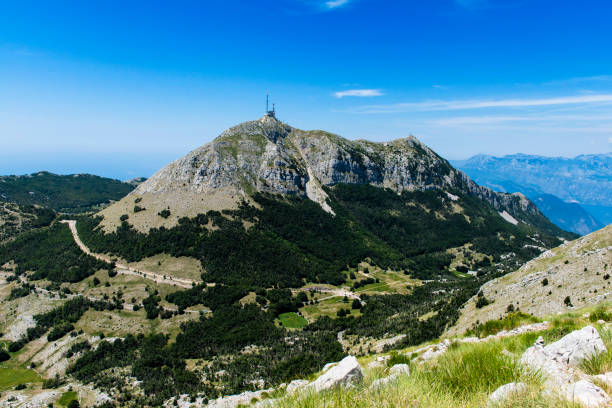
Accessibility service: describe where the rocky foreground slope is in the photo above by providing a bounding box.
[450,224,612,336]
[100,115,562,234]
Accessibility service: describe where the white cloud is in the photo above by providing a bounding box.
[325,0,350,8]
[334,89,383,98]
[432,114,612,126]
[352,94,612,113]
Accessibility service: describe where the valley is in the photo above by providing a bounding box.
[0,117,606,408]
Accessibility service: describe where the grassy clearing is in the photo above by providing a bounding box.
[127,253,203,281]
[278,312,308,329]
[58,390,78,406]
[300,297,360,321]
[0,367,41,390]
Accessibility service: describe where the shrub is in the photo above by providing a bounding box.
[456,265,469,273]
[564,296,573,307]
[48,322,75,341]
[8,340,26,352]
[0,350,10,362]
[542,278,549,286]
[589,307,612,322]
[15,383,26,390]
[119,214,129,222]
[466,312,540,338]
[93,277,100,286]
[133,205,145,213]
[386,351,412,367]
[158,209,171,219]
[108,269,117,278]
[351,299,362,310]
[475,296,491,309]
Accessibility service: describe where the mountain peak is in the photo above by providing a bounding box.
[98,118,559,235]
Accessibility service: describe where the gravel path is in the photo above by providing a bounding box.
[61,220,196,289]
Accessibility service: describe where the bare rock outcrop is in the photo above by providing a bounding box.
[488,382,527,405]
[520,327,611,407]
[308,355,363,392]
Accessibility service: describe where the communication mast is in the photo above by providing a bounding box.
[265,93,276,118]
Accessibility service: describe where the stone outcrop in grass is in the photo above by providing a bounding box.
[519,326,611,407]
[308,355,363,392]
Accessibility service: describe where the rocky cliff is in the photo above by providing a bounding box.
[100,116,562,233]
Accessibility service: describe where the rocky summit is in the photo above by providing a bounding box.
[101,116,556,233]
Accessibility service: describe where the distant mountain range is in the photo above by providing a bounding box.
[453,153,612,235]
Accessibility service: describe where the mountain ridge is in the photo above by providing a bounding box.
[453,152,612,233]
[100,116,566,238]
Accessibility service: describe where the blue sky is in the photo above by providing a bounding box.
[1,0,611,179]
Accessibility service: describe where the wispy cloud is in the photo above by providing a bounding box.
[325,0,350,8]
[335,89,383,98]
[352,94,612,113]
[543,75,612,86]
[432,114,612,126]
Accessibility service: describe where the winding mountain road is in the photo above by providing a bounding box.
[61,220,197,289]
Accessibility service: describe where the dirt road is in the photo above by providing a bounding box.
[61,220,197,289]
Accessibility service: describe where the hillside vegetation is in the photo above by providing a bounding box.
[0,171,135,213]
[450,224,612,336]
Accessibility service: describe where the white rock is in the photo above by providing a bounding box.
[544,326,606,367]
[369,375,398,389]
[206,388,274,408]
[597,320,606,325]
[520,327,612,407]
[565,380,610,408]
[389,364,410,376]
[488,382,527,404]
[309,355,363,392]
[367,360,384,369]
[321,362,337,373]
[593,372,612,387]
[286,379,309,394]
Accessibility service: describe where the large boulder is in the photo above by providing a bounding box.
[564,380,610,408]
[520,327,612,407]
[544,326,606,367]
[309,356,363,392]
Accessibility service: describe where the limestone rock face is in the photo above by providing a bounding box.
[130,116,546,223]
[309,355,363,392]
